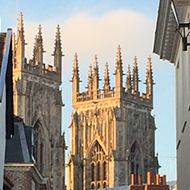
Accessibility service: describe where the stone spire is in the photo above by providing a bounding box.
[133,56,140,93]
[145,56,154,106]
[17,12,25,40]
[87,64,93,96]
[71,53,80,104]
[126,64,132,93]
[16,12,26,70]
[103,63,110,92]
[114,45,123,97]
[33,25,45,69]
[52,25,63,77]
[93,55,100,99]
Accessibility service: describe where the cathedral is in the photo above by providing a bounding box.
[12,13,66,189]
[67,47,159,189]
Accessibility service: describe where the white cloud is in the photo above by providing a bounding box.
[23,10,155,86]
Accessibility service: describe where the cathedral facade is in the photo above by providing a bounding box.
[67,47,159,190]
[12,13,66,190]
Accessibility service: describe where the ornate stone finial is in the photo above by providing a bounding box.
[146,55,153,83]
[72,53,80,103]
[87,64,93,93]
[88,64,93,78]
[16,12,26,69]
[38,24,42,38]
[133,56,140,93]
[126,64,132,93]
[117,45,121,62]
[147,55,152,70]
[93,55,99,78]
[72,53,80,81]
[32,25,44,68]
[114,46,123,97]
[115,45,123,74]
[145,55,154,104]
[52,25,63,74]
[93,55,100,94]
[18,12,24,33]
[94,55,98,68]
[103,62,110,91]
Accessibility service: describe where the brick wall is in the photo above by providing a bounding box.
[5,170,31,190]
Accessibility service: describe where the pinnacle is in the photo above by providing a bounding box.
[94,55,98,68]
[117,45,121,61]
[38,24,42,38]
[74,53,78,67]
[147,55,152,70]
[56,25,61,40]
[104,62,109,79]
[127,64,131,74]
[72,53,80,81]
[18,12,23,31]
[134,56,138,66]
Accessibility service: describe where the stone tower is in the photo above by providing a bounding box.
[67,46,159,190]
[13,13,66,190]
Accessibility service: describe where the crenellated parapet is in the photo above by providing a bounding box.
[13,12,63,84]
[72,46,154,108]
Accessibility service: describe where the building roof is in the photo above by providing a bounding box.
[5,122,33,163]
[153,0,190,63]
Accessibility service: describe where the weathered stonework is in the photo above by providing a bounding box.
[12,13,66,190]
[67,47,159,190]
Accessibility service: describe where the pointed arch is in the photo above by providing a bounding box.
[32,117,50,175]
[85,136,108,159]
[86,140,108,189]
[130,140,142,154]
[129,140,143,184]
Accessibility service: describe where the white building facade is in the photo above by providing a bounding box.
[154,0,190,189]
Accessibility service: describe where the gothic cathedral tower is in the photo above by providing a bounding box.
[12,13,66,190]
[67,46,159,190]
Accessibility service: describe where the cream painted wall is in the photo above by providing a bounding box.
[175,6,190,190]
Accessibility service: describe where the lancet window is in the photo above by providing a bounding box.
[90,141,107,189]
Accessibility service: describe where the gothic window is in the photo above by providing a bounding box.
[90,141,107,189]
[34,140,38,161]
[40,142,43,173]
[97,162,100,181]
[131,161,134,174]
[135,163,139,184]
[91,163,95,181]
[103,161,106,180]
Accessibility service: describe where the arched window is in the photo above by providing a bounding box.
[40,142,43,172]
[97,162,100,181]
[103,161,106,180]
[131,161,134,174]
[103,182,106,188]
[90,142,107,189]
[91,163,95,181]
[136,163,139,184]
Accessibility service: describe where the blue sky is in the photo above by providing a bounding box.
[1,0,176,182]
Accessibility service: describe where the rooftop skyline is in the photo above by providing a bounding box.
[0,0,176,181]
